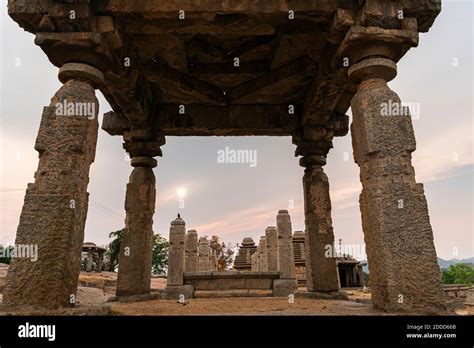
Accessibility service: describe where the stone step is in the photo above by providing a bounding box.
[194,289,273,298]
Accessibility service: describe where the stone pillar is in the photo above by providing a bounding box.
[198,237,211,272]
[256,245,261,271]
[276,210,295,278]
[96,252,103,273]
[348,56,445,312]
[259,236,268,271]
[336,263,342,289]
[116,155,157,297]
[210,252,218,271]
[3,63,102,309]
[86,252,94,272]
[357,266,365,287]
[184,230,198,272]
[251,253,257,271]
[265,226,278,272]
[274,210,297,296]
[301,157,339,292]
[167,215,186,286]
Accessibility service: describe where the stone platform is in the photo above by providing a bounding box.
[171,271,289,298]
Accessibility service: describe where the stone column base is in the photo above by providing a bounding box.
[165,285,194,301]
[273,279,297,297]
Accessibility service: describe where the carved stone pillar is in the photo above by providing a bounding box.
[273,210,297,296]
[3,63,102,309]
[184,230,199,272]
[167,215,186,286]
[258,236,268,272]
[348,56,445,312]
[198,237,211,272]
[265,226,278,272]
[297,138,339,292]
[116,155,157,296]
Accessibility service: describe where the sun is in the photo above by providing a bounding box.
[177,187,187,199]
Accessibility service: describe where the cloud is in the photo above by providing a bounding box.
[413,124,473,183]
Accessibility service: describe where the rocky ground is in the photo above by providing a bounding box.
[0,264,471,316]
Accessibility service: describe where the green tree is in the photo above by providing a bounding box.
[152,234,169,276]
[105,229,123,272]
[0,245,14,264]
[104,229,169,276]
[441,263,474,285]
[209,235,234,271]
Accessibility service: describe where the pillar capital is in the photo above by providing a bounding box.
[171,214,186,226]
[348,57,397,84]
[131,156,157,168]
[58,63,104,89]
[338,25,419,68]
[123,139,164,158]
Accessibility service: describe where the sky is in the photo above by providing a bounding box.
[0,1,473,260]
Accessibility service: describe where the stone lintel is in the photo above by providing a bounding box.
[154,104,300,137]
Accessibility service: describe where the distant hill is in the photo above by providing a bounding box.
[437,257,474,269]
[359,257,474,273]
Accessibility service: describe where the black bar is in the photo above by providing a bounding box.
[0,315,472,346]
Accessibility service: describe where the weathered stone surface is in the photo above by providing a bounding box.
[165,285,194,301]
[189,278,246,291]
[86,252,94,272]
[276,210,295,279]
[194,289,272,298]
[116,163,156,296]
[350,65,445,312]
[303,165,339,292]
[184,230,198,272]
[234,237,257,271]
[292,231,307,286]
[3,78,99,309]
[198,237,211,272]
[466,289,474,315]
[273,279,297,297]
[210,252,218,271]
[256,245,261,271]
[251,253,257,272]
[265,227,278,272]
[166,216,186,286]
[258,236,268,272]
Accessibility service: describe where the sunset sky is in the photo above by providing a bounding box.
[1,1,472,260]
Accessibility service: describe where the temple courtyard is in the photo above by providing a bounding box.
[0,265,470,316]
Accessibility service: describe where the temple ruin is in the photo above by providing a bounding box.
[233,220,367,290]
[81,242,106,273]
[3,0,445,313]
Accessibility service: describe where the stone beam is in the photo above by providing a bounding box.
[93,0,347,17]
[302,9,353,127]
[228,56,318,104]
[102,105,300,137]
[141,61,226,105]
[155,105,300,136]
